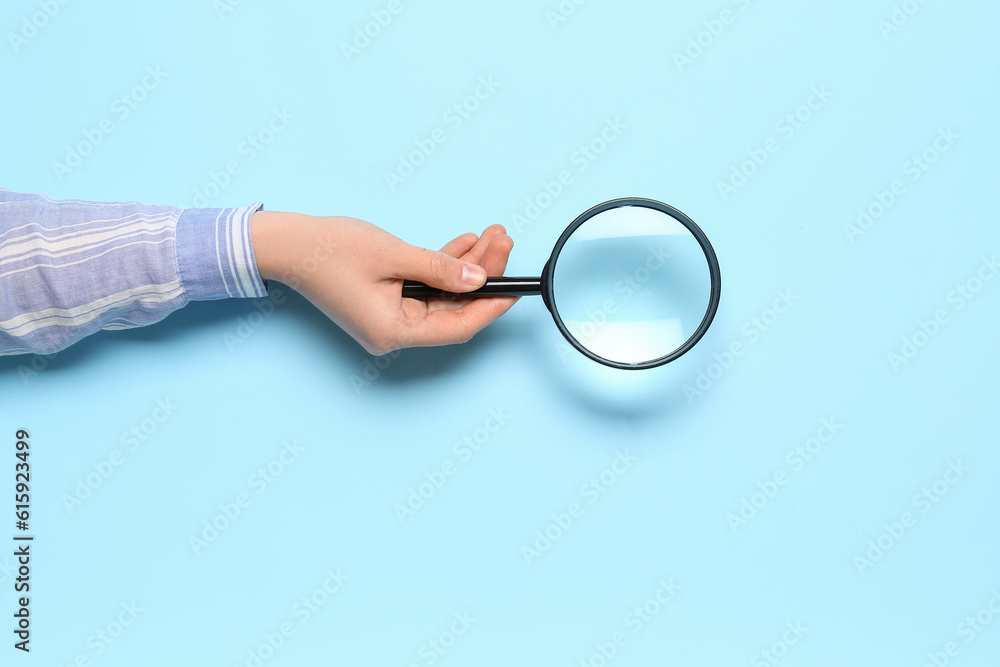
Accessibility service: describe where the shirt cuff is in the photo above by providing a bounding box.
[175,203,268,301]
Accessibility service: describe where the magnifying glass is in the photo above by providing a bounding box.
[402,198,721,370]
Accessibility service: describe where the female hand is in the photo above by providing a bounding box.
[250,211,517,355]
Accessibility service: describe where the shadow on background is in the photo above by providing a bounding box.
[0,285,729,431]
[0,287,516,387]
[0,296,255,379]
[516,307,735,425]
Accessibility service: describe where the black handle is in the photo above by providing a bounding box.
[402,276,542,299]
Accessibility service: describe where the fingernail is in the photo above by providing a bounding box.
[462,264,486,286]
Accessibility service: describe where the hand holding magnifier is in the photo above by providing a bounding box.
[403,198,721,370]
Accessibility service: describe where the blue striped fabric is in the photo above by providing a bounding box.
[0,189,266,355]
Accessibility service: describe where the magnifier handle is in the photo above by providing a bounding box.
[402,277,542,299]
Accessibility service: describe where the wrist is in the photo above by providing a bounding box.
[250,210,294,282]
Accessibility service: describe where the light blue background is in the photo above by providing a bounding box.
[2,1,999,665]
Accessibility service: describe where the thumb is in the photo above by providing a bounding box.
[395,244,487,292]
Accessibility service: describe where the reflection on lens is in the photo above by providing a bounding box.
[551,205,713,366]
[561,319,686,363]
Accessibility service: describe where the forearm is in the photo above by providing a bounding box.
[0,190,265,356]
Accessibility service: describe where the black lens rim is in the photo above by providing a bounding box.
[543,197,722,370]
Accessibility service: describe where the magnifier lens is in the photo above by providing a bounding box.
[550,205,713,367]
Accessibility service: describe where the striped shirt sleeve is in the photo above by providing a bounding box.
[0,189,267,356]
